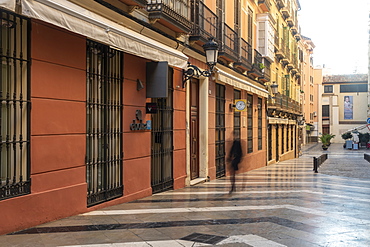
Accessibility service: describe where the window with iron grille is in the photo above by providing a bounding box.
[215,83,225,178]
[290,125,294,151]
[258,98,262,150]
[247,94,253,153]
[268,124,272,161]
[86,40,123,207]
[286,125,289,152]
[0,10,30,201]
[281,125,285,153]
[234,89,241,139]
[151,70,174,194]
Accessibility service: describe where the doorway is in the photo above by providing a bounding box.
[190,79,200,180]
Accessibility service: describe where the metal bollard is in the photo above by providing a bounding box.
[313,157,318,173]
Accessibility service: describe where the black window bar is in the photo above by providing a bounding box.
[215,83,225,178]
[233,89,241,139]
[258,98,262,150]
[247,94,253,153]
[86,40,123,207]
[0,10,31,201]
[151,93,174,194]
[268,124,272,161]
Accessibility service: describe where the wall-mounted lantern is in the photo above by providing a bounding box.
[183,37,219,87]
[270,81,278,95]
[297,114,305,125]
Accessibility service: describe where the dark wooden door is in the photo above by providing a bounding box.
[190,79,199,180]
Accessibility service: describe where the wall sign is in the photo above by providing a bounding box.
[146,102,158,114]
[130,110,147,130]
[235,99,247,112]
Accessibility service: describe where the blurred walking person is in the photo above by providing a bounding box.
[228,131,243,193]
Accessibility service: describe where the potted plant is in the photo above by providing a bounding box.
[319,134,335,150]
[253,62,265,71]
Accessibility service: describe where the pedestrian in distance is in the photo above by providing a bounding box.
[228,131,243,193]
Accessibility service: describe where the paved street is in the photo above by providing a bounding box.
[2,143,370,246]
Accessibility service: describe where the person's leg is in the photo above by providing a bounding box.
[229,168,236,193]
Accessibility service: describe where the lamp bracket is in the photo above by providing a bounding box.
[183,64,212,88]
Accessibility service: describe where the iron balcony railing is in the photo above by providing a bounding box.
[263,60,271,81]
[147,0,192,32]
[280,38,286,54]
[292,53,298,68]
[218,22,239,61]
[190,0,218,43]
[254,49,263,65]
[268,94,301,113]
[285,46,291,61]
[274,30,280,47]
[235,37,253,69]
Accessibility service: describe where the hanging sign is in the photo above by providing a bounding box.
[146,103,158,114]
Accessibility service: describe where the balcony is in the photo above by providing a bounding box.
[259,59,271,83]
[276,0,286,9]
[218,23,239,62]
[294,33,301,41]
[274,30,280,49]
[189,0,218,45]
[118,0,147,7]
[290,26,298,35]
[284,46,291,62]
[234,38,253,72]
[258,0,271,12]
[281,7,291,19]
[247,49,264,79]
[147,0,192,33]
[268,93,301,114]
[286,18,294,27]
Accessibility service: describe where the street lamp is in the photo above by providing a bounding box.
[183,37,219,87]
[270,81,278,94]
[297,114,305,125]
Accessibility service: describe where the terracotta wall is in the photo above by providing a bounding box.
[0,20,87,235]
[172,68,187,189]
[209,81,267,179]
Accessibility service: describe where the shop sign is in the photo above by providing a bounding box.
[146,103,158,114]
[130,110,147,131]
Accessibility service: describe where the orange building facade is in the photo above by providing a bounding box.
[0,0,272,234]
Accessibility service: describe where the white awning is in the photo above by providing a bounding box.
[21,0,188,69]
[217,69,269,98]
[0,0,16,11]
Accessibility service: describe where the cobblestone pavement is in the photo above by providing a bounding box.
[1,143,370,246]
[302,142,370,179]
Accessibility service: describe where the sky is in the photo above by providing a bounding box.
[298,0,369,75]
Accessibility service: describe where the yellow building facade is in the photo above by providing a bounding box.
[264,0,303,164]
